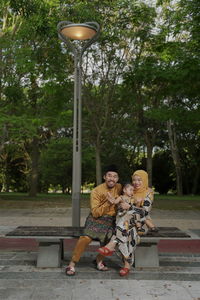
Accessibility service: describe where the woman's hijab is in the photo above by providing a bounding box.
[132,170,149,200]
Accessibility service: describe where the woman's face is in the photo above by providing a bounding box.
[132,175,143,190]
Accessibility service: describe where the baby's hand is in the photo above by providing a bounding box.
[114,196,122,205]
[120,201,130,210]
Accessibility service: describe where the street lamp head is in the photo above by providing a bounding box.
[57,21,100,55]
[60,23,97,40]
[57,21,100,43]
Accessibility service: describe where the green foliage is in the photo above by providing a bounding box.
[39,138,72,193]
[0,143,29,192]
[0,0,199,195]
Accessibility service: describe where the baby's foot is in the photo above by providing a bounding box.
[137,227,145,236]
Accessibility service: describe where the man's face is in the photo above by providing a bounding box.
[104,171,119,188]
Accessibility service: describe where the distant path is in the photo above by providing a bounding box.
[0,208,199,232]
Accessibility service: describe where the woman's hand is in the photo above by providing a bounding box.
[135,198,144,207]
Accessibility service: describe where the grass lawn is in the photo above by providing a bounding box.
[0,192,200,210]
[0,192,87,209]
[154,194,200,210]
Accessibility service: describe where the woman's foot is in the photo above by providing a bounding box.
[119,267,130,277]
[149,227,159,232]
[119,260,130,276]
[65,262,75,276]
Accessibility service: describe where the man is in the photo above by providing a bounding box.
[66,165,122,276]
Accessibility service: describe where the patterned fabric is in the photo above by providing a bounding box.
[111,192,153,265]
[83,213,115,246]
[139,192,153,223]
[111,208,140,265]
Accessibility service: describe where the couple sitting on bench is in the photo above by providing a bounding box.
[66,165,158,277]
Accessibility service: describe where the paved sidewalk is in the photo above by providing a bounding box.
[0,250,200,299]
[0,208,200,300]
[0,278,199,300]
[0,208,199,231]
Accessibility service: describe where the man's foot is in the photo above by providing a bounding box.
[65,265,75,276]
[97,246,114,256]
[93,259,109,271]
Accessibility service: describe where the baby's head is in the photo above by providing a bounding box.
[122,183,134,197]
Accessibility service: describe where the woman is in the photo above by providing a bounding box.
[132,169,158,232]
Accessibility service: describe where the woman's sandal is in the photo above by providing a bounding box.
[65,265,75,276]
[93,260,109,271]
[97,246,114,256]
[119,267,130,277]
[149,227,159,232]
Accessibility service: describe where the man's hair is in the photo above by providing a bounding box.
[103,164,119,175]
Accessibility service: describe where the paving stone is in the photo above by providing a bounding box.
[0,209,199,299]
[0,279,200,300]
[190,229,200,237]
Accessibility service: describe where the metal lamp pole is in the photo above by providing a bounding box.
[57,22,100,227]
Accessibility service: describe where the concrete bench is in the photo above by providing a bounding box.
[135,227,191,268]
[6,226,84,267]
[5,226,191,268]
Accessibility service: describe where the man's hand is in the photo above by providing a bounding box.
[107,192,115,204]
[113,196,122,204]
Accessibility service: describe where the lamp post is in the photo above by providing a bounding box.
[57,22,100,227]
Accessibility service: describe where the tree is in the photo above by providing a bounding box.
[40,138,72,193]
[0,0,73,195]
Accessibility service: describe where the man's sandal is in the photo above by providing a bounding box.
[65,265,75,276]
[97,246,114,256]
[119,267,130,277]
[93,259,109,271]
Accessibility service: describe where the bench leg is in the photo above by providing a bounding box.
[135,243,159,268]
[60,239,64,260]
[37,239,63,268]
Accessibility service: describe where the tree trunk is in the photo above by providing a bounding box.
[95,143,102,185]
[0,124,8,154]
[167,120,183,196]
[5,172,10,193]
[192,167,200,195]
[144,132,155,188]
[29,137,40,197]
[0,47,2,102]
[146,143,153,187]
